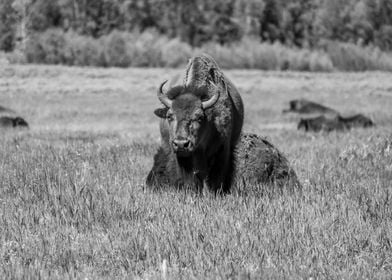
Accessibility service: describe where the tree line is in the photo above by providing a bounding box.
[1,0,392,53]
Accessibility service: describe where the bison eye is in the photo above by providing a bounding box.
[166,113,174,122]
[192,112,204,123]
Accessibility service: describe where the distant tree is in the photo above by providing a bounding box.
[233,0,265,37]
[366,0,392,50]
[12,0,33,59]
[0,0,17,51]
[259,0,281,42]
[313,0,354,42]
[279,0,316,47]
[349,0,374,45]
[3,0,392,53]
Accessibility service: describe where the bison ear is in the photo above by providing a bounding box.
[154,108,168,119]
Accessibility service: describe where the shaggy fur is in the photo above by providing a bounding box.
[233,133,300,190]
[155,54,244,193]
[184,53,244,144]
[146,133,301,192]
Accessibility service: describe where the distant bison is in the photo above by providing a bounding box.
[153,54,244,193]
[298,114,373,132]
[283,98,338,116]
[146,133,301,191]
[339,114,374,129]
[0,116,29,128]
[0,104,29,129]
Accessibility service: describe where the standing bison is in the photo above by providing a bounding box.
[151,54,244,193]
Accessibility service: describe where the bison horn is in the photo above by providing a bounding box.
[202,81,220,109]
[157,80,172,108]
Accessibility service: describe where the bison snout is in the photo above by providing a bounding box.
[172,139,193,154]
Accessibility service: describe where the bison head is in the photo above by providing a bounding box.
[157,80,220,157]
[13,117,29,127]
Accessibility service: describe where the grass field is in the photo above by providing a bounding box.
[1,65,392,279]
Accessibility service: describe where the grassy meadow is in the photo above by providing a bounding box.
[0,65,392,279]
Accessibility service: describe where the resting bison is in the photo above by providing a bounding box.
[146,133,301,191]
[283,98,338,116]
[340,114,374,129]
[233,133,300,190]
[0,104,29,129]
[153,54,244,193]
[0,116,29,128]
[298,114,373,132]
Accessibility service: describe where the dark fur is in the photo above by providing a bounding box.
[0,116,29,128]
[338,114,374,129]
[156,54,244,193]
[146,133,301,191]
[234,133,300,189]
[298,114,373,132]
[184,54,244,147]
[159,85,234,193]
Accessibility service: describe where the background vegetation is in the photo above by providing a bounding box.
[1,65,392,279]
[2,0,392,71]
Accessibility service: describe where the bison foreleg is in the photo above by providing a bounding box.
[191,151,209,193]
[207,146,233,194]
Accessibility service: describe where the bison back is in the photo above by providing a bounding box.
[184,53,244,145]
[233,133,301,190]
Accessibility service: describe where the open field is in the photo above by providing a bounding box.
[1,65,392,279]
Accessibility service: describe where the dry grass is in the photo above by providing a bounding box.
[1,65,392,279]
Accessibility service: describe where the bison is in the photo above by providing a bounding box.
[146,133,301,192]
[339,114,374,129]
[152,54,244,193]
[283,98,338,116]
[0,116,29,128]
[0,104,29,129]
[298,114,374,132]
[233,133,300,189]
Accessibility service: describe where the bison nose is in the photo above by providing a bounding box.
[172,139,191,151]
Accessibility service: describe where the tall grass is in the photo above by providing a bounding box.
[7,29,392,72]
[1,65,392,278]
[1,130,391,279]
